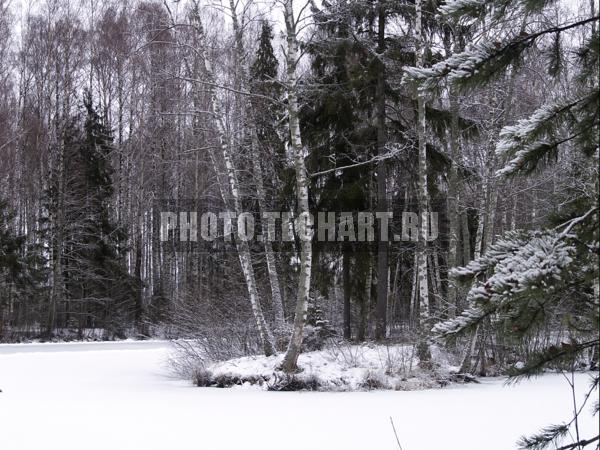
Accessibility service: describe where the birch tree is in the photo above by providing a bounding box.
[187,2,276,356]
[226,3,285,331]
[413,0,431,360]
[280,0,313,373]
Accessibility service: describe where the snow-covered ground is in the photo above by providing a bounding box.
[205,343,439,390]
[0,341,597,450]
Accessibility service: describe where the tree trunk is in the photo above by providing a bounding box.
[280,0,313,373]
[48,139,66,336]
[446,93,460,317]
[461,209,471,266]
[189,4,275,356]
[483,183,498,251]
[134,230,144,335]
[415,0,431,363]
[374,1,388,340]
[410,251,419,327]
[251,127,285,330]
[429,250,443,316]
[460,325,479,373]
[228,0,285,332]
[342,249,351,340]
[358,252,372,341]
[473,180,487,257]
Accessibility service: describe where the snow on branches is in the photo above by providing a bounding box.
[404,2,599,94]
[439,0,558,20]
[439,0,490,19]
[495,102,568,176]
[403,39,531,92]
[433,231,576,337]
[495,94,597,176]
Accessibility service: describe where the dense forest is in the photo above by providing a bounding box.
[0,0,598,399]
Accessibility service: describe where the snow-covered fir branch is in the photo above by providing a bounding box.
[440,0,562,20]
[435,231,577,337]
[495,93,596,176]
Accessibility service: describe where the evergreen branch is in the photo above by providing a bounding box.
[495,91,599,176]
[403,16,600,91]
[495,133,582,177]
[517,423,570,450]
[449,230,528,280]
[435,230,581,339]
[431,305,490,337]
[496,98,587,157]
[507,340,599,380]
[517,373,599,449]
[440,0,558,20]
[438,0,489,19]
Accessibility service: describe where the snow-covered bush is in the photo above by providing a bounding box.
[377,342,417,377]
[359,370,388,390]
[325,340,367,368]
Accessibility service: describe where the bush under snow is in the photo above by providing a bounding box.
[177,341,463,391]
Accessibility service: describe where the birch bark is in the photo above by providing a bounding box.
[189,3,275,356]
[415,0,431,362]
[280,0,313,373]
[227,0,285,331]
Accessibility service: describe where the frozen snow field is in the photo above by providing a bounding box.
[0,341,597,450]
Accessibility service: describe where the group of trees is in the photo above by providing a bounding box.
[0,0,597,388]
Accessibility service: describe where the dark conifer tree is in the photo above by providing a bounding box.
[301,1,377,340]
[250,21,287,198]
[0,198,47,339]
[46,92,138,337]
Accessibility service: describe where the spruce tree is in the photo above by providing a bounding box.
[303,0,456,339]
[301,0,375,341]
[47,92,137,337]
[0,198,47,339]
[249,20,286,190]
[80,91,137,336]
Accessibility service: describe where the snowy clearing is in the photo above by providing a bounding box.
[1,341,598,450]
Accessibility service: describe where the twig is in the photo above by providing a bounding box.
[555,435,600,450]
[390,416,404,450]
[555,207,598,238]
[309,145,407,178]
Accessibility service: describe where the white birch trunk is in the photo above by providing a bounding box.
[410,251,419,326]
[190,4,275,356]
[511,197,517,230]
[429,250,443,315]
[483,184,498,250]
[473,185,487,260]
[228,0,286,332]
[388,257,400,334]
[280,0,313,373]
[414,0,432,363]
[415,0,429,327]
[251,134,285,328]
